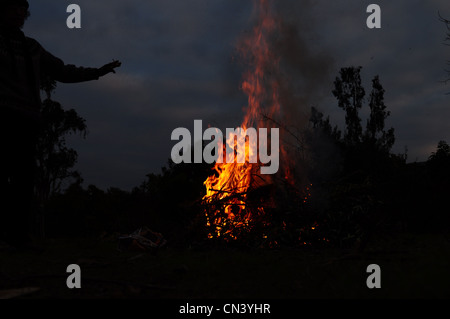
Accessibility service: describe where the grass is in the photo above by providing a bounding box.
[1,232,449,299]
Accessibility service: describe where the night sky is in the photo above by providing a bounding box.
[23,0,450,191]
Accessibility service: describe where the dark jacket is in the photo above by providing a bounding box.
[0,28,102,119]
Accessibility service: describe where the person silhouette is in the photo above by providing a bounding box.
[0,0,121,248]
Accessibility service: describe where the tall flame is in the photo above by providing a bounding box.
[202,0,287,241]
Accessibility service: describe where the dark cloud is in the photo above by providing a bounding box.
[20,0,450,190]
[312,0,450,161]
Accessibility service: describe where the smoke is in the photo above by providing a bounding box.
[273,0,334,127]
[235,0,334,186]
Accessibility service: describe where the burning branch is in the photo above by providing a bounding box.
[201,0,313,243]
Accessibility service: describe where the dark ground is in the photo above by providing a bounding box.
[1,231,449,300]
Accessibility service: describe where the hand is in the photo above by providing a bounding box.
[98,60,122,76]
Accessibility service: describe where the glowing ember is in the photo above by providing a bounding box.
[202,0,284,241]
[202,0,319,243]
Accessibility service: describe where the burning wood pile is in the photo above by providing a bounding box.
[203,164,274,241]
[201,0,314,246]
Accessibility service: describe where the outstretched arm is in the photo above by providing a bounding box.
[39,43,122,83]
[97,60,122,77]
[55,59,122,83]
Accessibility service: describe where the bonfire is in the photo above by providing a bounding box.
[202,0,311,243]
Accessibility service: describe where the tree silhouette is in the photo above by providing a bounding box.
[35,78,87,207]
[329,67,395,157]
[427,140,450,183]
[332,66,365,146]
[364,76,395,154]
[308,67,399,248]
[310,106,342,141]
[429,140,450,162]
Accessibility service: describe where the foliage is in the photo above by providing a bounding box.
[427,140,450,184]
[44,183,133,238]
[364,76,395,154]
[428,140,450,163]
[330,66,396,154]
[43,159,213,242]
[306,67,401,248]
[332,66,365,145]
[39,66,450,249]
[35,79,87,205]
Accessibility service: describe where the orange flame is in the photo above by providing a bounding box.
[202,0,285,240]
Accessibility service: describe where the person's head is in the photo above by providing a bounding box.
[0,0,30,29]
